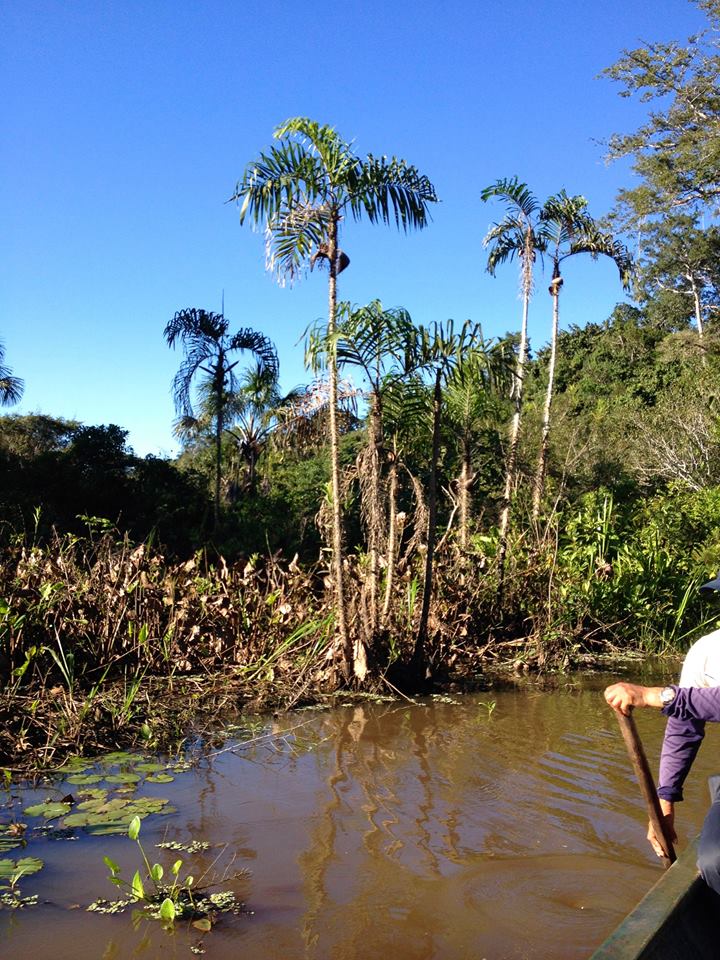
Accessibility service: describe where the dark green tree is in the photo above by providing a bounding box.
[164,308,278,528]
[604,1,720,219]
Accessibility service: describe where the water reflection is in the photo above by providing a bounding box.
[3,675,719,960]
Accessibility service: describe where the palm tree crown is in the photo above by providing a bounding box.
[0,341,24,407]
[230,117,439,283]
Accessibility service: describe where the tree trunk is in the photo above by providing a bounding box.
[326,216,356,682]
[691,276,706,366]
[367,394,382,640]
[213,368,225,533]
[532,274,561,521]
[459,434,472,551]
[496,268,530,601]
[414,370,442,672]
[381,444,399,626]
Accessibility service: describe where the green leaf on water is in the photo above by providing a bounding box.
[61,797,172,833]
[53,757,92,774]
[0,838,22,853]
[98,752,144,765]
[193,918,212,932]
[159,897,176,921]
[105,774,141,784]
[150,862,163,883]
[77,798,130,815]
[65,774,103,785]
[85,822,140,836]
[131,869,144,901]
[78,788,107,801]
[103,855,120,874]
[135,763,166,773]
[23,802,71,819]
[0,857,43,879]
[145,774,174,783]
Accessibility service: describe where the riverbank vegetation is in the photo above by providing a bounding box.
[3,2,720,769]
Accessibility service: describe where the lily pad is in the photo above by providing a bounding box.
[65,774,103,785]
[77,788,107,801]
[61,797,173,832]
[84,821,139,836]
[0,838,22,853]
[98,752,144,765]
[104,774,141,784]
[0,857,43,880]
[145,774,174,783]
[76,798,129,815]
[23,802,71,819]
[53,757,92,774]
[134,763,167,773]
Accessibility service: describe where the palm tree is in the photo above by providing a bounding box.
[0,342,23,407]
[308,300,417,659]
[232,117,438,681]
[410,319,481,675]
[481,178,546,597]
[444,337,511,551]
[164,308,278,527]
[224,364,304,496]
[532,194,632,519]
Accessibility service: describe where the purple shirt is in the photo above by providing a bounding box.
[657,685,720,801]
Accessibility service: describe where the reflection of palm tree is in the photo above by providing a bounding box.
[164,308,278,527]
[482,179,546,598]
[0,341,23,407]
[298,712,352,953]
[233,117,438,680]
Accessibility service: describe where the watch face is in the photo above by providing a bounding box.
[661,687,675,705]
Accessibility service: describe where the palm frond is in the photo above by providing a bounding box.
[567,228,634,289]
[227,329,279,379]
[352,156,438,230]
[334,299,417,385]
[481,177,540,218]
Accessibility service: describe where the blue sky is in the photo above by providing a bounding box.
[2,0,706,456]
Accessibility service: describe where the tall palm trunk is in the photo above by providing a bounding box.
[532,273,561,521]
[327,217,355,681]
[414,370,442,672]
[213,359,225,529]
[214,409,222,528]
[382,442,399,625]
[496,248,531,600]
[459,433,472,551]
[367,393,382,639]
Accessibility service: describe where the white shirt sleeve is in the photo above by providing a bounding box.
[679,629,720,687]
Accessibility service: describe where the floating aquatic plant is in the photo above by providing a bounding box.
[91,817,251,932]
[0,856,43,910]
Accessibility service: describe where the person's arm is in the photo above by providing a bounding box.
[603,682,705,857]
[604,682,720,721]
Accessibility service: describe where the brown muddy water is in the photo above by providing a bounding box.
[2,671,719,960]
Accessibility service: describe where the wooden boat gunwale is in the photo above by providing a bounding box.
[589,838,720,959]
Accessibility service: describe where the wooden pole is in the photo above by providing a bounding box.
[614,708,677,868]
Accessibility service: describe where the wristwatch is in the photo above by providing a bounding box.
[661,686,676,706]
